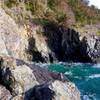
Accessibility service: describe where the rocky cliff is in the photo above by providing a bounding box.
[0,7,81,100]
[0,7,100,63]
[0,1,100,99]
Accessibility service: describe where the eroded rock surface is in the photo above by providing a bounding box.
[0,7,100,63]
[0,7,81,100]
[0,85,12,100]
[0,8,21,57]
[0,56,80,100]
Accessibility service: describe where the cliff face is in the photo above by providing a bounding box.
[76,25,100,62]
[0,7,100,63]
[0,8,80,100]
[0,7,51,62]
[0,8,26,58]
[0,1,100,100]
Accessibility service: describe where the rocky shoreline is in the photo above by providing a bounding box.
[0,6,100,100]
[0,56,80,100]
[0,7,81,100]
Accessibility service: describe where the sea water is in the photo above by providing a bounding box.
[47,63,100,100]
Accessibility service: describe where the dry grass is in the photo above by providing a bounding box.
[2,0,100,26]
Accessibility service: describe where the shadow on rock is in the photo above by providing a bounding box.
[43,22,92,62]
[26,37,46,62]
[0,58,13,94]
[25,83,55,100]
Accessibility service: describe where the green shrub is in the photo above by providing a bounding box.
[68,0,100,25]
[96,30,100,36]
[25,1,35,14]
[4,0,18,8]
[56,12,66,23]
[32,18,50,26]
[48,0,57,10]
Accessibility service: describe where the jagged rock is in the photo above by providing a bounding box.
[28,83,55,100]
[0,56,38,95]
[81,36,100,62]
[0,8,33,61]
[0,56,65,95]
[0,85,12,100]
[0,56,80,100]
[51,81,80,100]
[0,8,21,57]
[11,95,23,100]
[26,25,50,62]
[76,24,100,62]
[0,7,99,63]
[27,80,80,100]
[44,24,92,62]
[62,28,81,61]
[0,8,50,62]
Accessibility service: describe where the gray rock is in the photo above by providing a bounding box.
[0,85,12,100]
[27,80,80,100]
[86,36,100,62]
[0,56,80,100]
[0,56,38,95]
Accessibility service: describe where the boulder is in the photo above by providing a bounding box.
[0,56,80,100]
[27,80,80,100]
[0,56,38,95]
[52,81,80,100]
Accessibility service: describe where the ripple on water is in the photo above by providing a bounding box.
[47,63,100,100]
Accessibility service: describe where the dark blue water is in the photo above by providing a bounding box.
[47,63,100,100]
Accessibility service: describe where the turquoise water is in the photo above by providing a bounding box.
[48,63,100,100]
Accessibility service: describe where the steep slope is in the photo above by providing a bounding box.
[0,0,100,99]
[2,0,100,26]
[0,7,100,63]
[0,6,80,100]
[0,8,22,57]
[0,7,50,62]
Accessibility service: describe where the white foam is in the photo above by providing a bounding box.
[93,64,100,68]
[83,95,90,100]
[64,71,73,75]
[82,94,97,100]
[89,74,100,79]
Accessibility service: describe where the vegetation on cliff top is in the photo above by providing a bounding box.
[2,0,100,27]
[68,0,100,25]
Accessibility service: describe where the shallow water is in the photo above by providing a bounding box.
[47,63,100,100]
